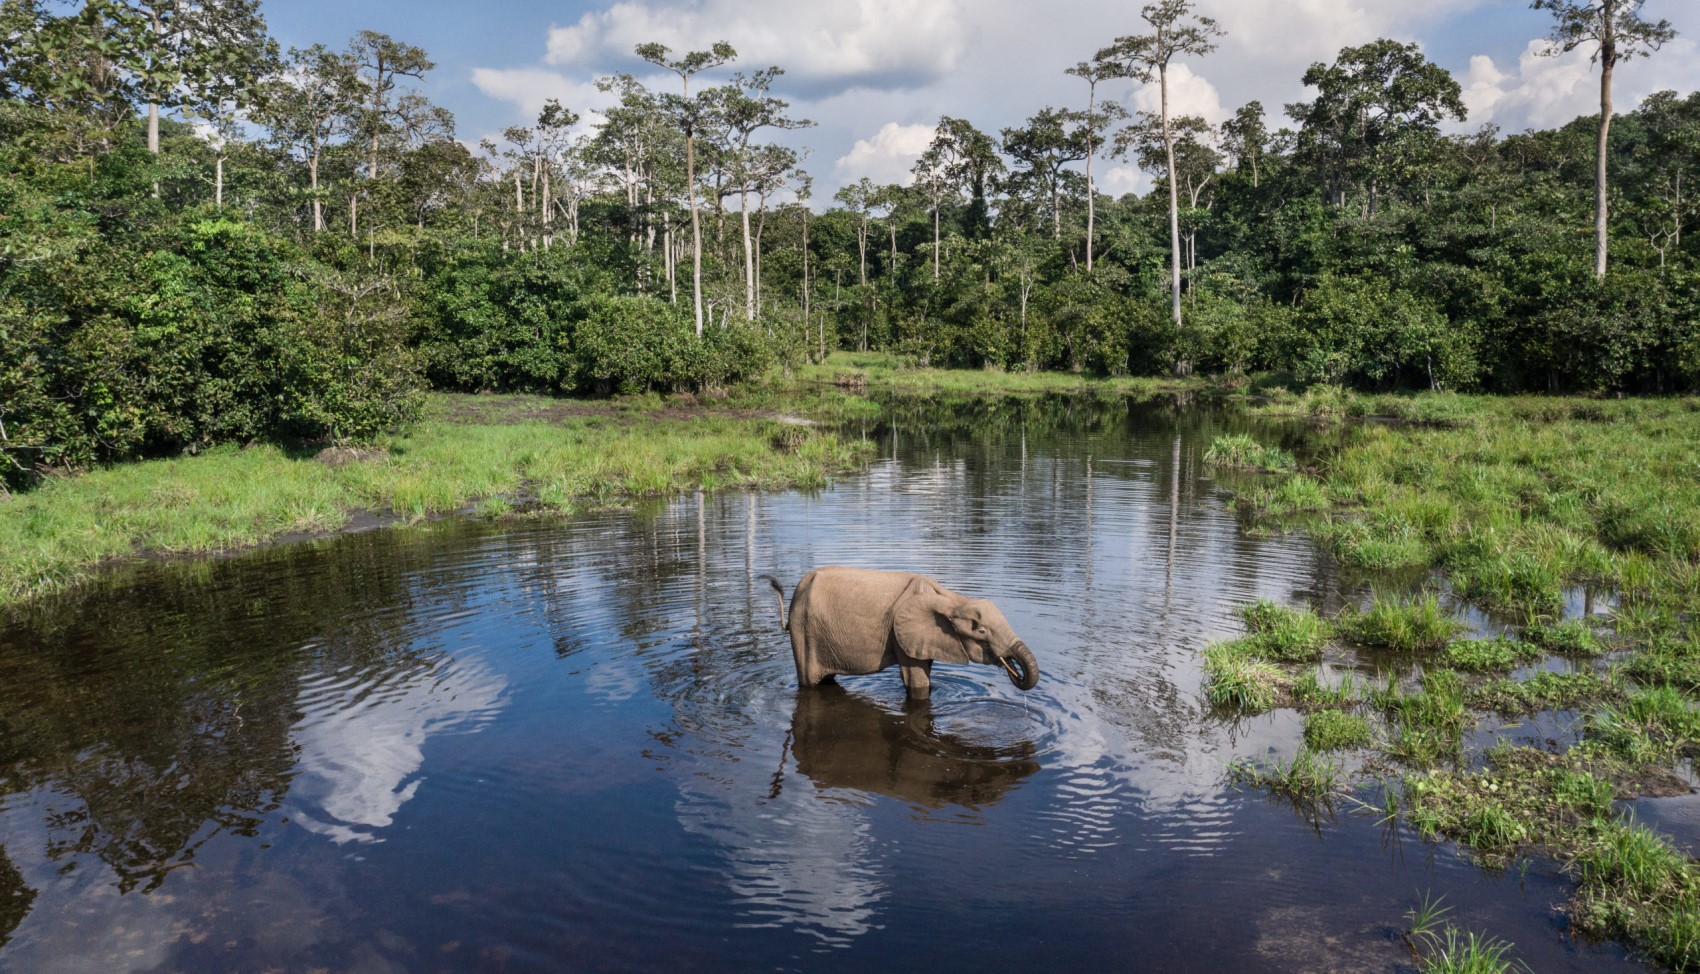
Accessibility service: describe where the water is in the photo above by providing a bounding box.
[0,397,1640,972]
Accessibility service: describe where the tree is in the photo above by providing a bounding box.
[345,30,433,182]
[1221,100,1267,187]
[1096,0,1224,336]
[708,67,811,320]
[638,40,736,337]
[833,177,877,287]
[1287,39,1465,216]
[1002,107,1090,240]
[115,0,270,158]
[1065,58,1125,272]
[912,116,1004,283]
[1532,0,1676,278]
[1115,112,1220,277]
[261,45,354,232]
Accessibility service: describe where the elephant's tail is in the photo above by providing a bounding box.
[757,574,788,631]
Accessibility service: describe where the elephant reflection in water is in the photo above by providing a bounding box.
[787,683,1040,810]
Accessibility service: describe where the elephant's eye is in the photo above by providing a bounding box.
[976,626,988,635]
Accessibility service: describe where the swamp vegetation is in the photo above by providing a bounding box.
[1208,390,1700,971]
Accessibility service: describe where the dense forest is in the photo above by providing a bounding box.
[1,0,1695,488]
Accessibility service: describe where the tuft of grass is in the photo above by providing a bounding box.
[1411,925,1528,974]
[1291,667,1364,708]
[1337,592,1464,651]
[1570,820,1700,970]
[1240,475,1330,517]
[1441,638,1543,672]
[1202,640,1291,712]
[1239,599,1331,661]
[1587,686,1700,766]
[1229,748,1344,806]
[1304,710,1376,751]
[1204,433,1296,472]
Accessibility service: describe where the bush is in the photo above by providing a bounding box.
[1287,275,1476,390]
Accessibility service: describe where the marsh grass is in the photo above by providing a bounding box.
[1291,667,1364,708]
[1440,638,1543,672]
[1239,599,1331,661]
[1338,592,1463,651]
[1204,433,1296,472]
[1466,671,1621,715]
[1520,620,1607,656]
[1202,640,1291,712]
[1228,748,1344,806]
[792,351,1214,398]
[0,397,875,606]
[1304,710,1376,751]
[1588,686,1700,765]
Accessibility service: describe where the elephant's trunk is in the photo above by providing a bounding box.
[1001,641,1039,691]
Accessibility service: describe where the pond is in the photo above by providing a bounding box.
[0,396,1642,972]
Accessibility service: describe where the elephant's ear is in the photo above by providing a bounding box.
[892,579,971,664]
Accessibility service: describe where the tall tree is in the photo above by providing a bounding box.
[834,177,877,286]
[261,45,354,232]
[709,66,811,320]
[1287,39,1465,216]
[911,116,1004,283]
[1221,100,1267,187]
[345,30,432,181]
[1002,107,1090,240]
[638,40,736,337]
[1096,0,1224,336]
[1065,58,1125,272]
[1116,112,1221,276]
[118,0,269,158]
[1532,0,1676,278]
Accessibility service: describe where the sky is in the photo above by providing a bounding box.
[264,0,1700,200]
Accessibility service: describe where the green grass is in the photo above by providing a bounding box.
[1303,710,1375,751]
[1520,619,1607,656]
[1202,640,1291,712]
[1337,592,1464,651]
[1204,433,1296,472]
[791,351,1217,398]
[0,393,876,605]
[1239,599,1332,661]
[1467,671,1621,715]
[1228,748,1345,806]
[1440,638,1544,672]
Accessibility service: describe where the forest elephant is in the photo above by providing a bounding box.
[761,567,1040,699]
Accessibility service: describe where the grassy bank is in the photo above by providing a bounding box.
[0,392,875,606]
[1208,389,1700,971]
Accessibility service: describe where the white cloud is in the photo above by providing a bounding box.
[1129,63,1227,124]
[1099,165,1151,198]
[542,0,970,92]
[469,67,606,124]
[1465,36,1700,132]
[832,121,937,186]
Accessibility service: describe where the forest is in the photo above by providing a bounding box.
[1,0,1695,488]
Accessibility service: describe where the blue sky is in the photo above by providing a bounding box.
[264,0,1700,197]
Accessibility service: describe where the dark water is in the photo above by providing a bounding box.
[0,397,1643,973]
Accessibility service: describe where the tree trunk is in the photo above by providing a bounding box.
[309,140,324,232]
[215,155,224,209]
[688,130,704,336]
[740,189,755,320]
[1085,81,1097,273]
[1595,54,1614,279]
[932,205,941,282]
[1161,64,1183,333]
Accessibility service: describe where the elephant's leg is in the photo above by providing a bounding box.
[899,659,934,699]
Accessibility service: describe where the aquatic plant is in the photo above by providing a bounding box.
[1203,433,1296,472]
[1303,710,1375,751]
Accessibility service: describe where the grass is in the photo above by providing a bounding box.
[1203,433,1296,472]
[0,392,876,605]
[1337,592,1464,651]
[791,350,1219,399]
[1440,638,1544,672]
[1239,599,1332,660]
[1228,748,1345,807]
[1202,640,1292,712]
[1304,710,1375,751]
[1216,389,1700,969]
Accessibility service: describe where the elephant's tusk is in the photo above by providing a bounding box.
[1000,657,1022,681]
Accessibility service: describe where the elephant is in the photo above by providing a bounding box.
[788,684,1039,810]
[761,567,1040,699]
